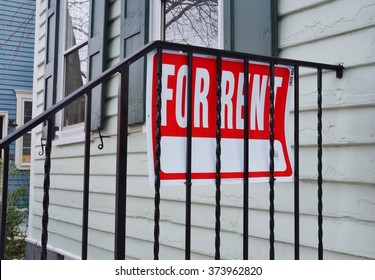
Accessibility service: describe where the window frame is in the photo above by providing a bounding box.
[151,0,224,48]
[44,0,106,144]
[152,0,277,55]
[55,0,90,144]
[0,112,8,159]
[15,90,33,169]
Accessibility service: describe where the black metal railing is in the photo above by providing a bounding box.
[0,40,343,260]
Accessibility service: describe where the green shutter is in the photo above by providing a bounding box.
[121,0,149,125]
[88,0,108,130]
[223,0,277,56]
[44,0,59,109]
[43,0,60,137]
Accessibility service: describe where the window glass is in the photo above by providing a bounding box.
[22,101,32,165]
[22,134,31,164]
[163,0,275,55]
[164,0,218,48]
[65,0,90,49]
[64,45,87,126]
[63,0,90,127]
[23,100,32,123]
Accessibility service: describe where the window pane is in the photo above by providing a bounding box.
[65,45,88,89]
[65,0,90,49]
[63,0,89,127]
[24,101,32,123]
[64,45,87,126]
[164,0,218,48]
[22,133,31,164]
[64,95,85,126]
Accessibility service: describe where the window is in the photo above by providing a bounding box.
[15,90,32,169]
[162,0,276,55]
[44,0,106,142]
[62,0,90,128]
[164,0,219,48]
[124,0,276,124]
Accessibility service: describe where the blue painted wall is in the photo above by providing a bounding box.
[0,0,36,193]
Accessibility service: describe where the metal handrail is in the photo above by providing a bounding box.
[1,40,344,260]
[0,40,343,149]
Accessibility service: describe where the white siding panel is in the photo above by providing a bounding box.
[298,106,375,145]
[279,0,375,48]
[279,0,334,16]
[29,0,375,260]
[281,26,375,67]
[291,67,375,110]
[30,0,47,244]
[87,246,114,260]
[298,146,375,184]
[278,0,375,260]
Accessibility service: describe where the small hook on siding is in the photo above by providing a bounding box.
[97,128,109,150]
[39,138,46,156]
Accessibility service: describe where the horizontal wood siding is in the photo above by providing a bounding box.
[29,0,375,259]
[278,0,375,259]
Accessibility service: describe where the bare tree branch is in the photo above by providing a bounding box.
[165,0,218,48]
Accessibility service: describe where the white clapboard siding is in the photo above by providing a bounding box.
[277,0,375,259]
[29,0,375,259]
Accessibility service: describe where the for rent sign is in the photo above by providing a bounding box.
[146,50,293,185]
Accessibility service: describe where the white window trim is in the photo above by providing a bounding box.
[15,90,32,169]
[0,112,9,159]
[0,111,8,139]
[53,122,85,146]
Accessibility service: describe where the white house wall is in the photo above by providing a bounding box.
[278,0,375,259]
[29,0,375,259]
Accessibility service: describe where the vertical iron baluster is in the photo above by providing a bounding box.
[82,92,92,260]
[294,66,300,260]
[317,68,323,260]
[114,65,130,260]
[269,63,275,260]
[243,59,249,260]
[215,55,222,260]
[0,147,10,260]
[154,48,162,260]
[41,118,53,260]
[185,50,193,260]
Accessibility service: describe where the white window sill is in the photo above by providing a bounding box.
[53,123,86,146]
[15,164,31,171]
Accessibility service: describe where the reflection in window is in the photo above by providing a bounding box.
[63,0,90,127]
[164,0,218,48]
[64,45,87,126]
[66,0,89,49]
